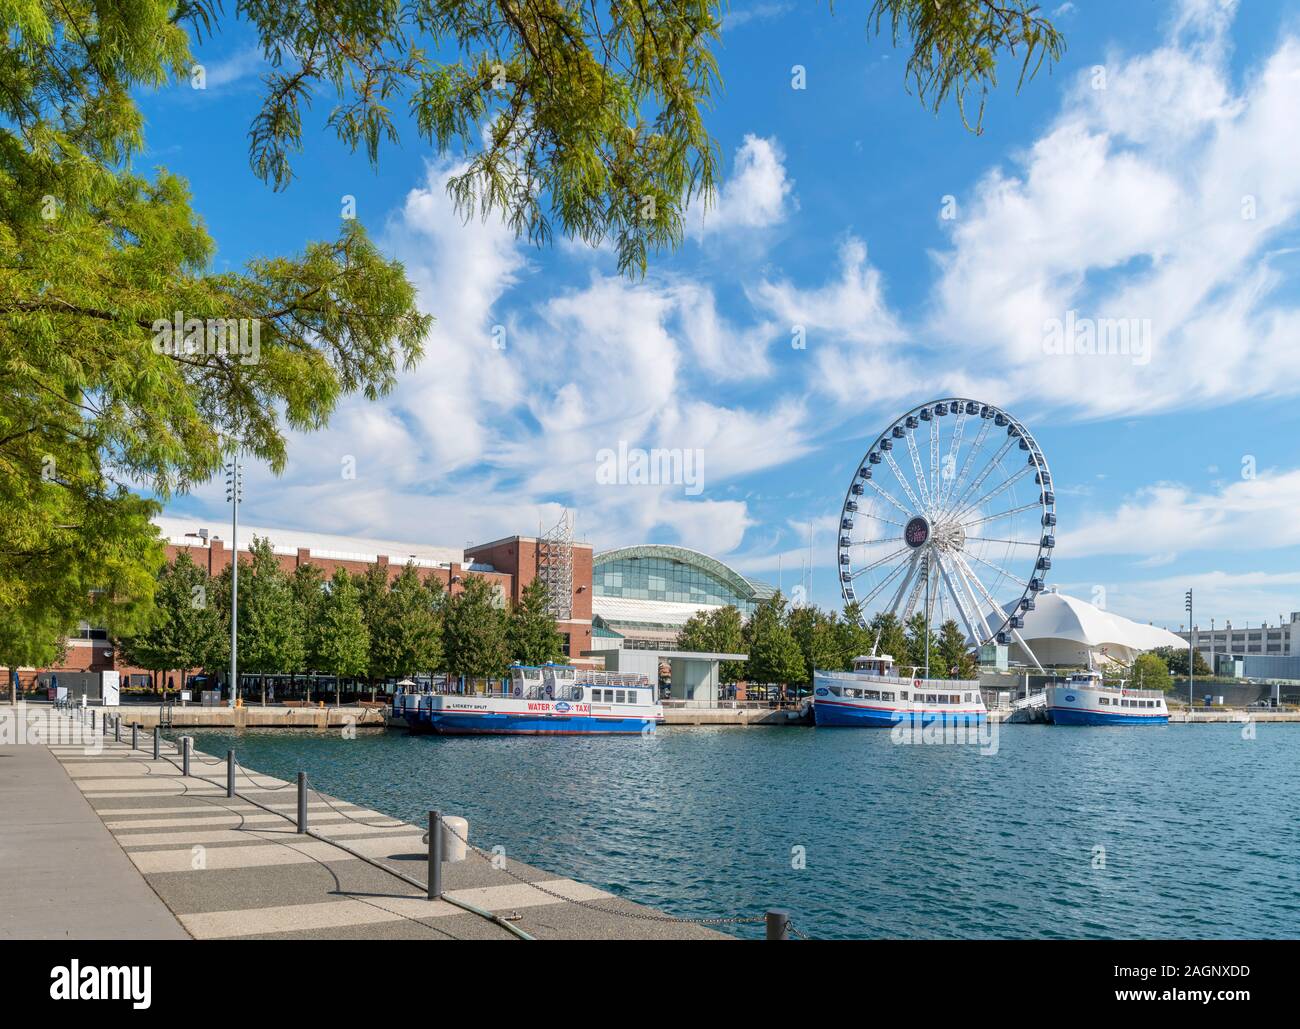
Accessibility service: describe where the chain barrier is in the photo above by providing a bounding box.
[437,817,767,929]
[307,783,407,828]
[233,758,295,791]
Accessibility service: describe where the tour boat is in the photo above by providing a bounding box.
[813,654,986,727]
[1046,670,1169,726]
[393,664,663,735]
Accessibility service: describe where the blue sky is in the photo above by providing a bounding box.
[141,0,1300,631]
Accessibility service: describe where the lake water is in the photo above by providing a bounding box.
[175,721,1300,939]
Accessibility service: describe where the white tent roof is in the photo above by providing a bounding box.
[1008,591,1185,666]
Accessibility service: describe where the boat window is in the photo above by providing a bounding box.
[864,690,879,700]
[899,692,907,700]
[881,692,894,702]
[616,690,626,703]
[826,685,842,697]
[1099,697,1109,705]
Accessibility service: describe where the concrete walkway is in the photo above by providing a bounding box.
[20,711,729,940]
[0,735,189,939]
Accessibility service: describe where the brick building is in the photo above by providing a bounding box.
[20,516,595,690]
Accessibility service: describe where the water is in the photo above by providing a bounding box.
[175,722,1300,939]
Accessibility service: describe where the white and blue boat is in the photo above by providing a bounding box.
[1046,670,1169,725]
[393,664,663,736]
[813,654,986,727]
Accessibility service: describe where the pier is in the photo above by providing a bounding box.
[4,708,733,940]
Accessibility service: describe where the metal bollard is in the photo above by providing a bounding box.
[427,810,443,901]
[153,726,160,760]
[765,909,791,941]
[297,772,308,834]
[226,750,235,798]
[181,736,191,777]
[114,717,120,743]
[91,710,96,731]
[132,723,139,750]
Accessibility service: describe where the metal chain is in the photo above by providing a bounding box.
[307,783,407,828]
[233,758,295,791]
[438,817,765,928]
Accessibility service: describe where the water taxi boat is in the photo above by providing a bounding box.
[393,664,664,735]
[1046,670,1169,725]
[813,654,986,727]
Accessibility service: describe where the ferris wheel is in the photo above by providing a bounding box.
[838,398,1054,665]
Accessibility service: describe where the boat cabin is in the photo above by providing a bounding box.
[851,654,897,676]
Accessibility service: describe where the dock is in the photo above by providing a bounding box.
[4,708,732,940]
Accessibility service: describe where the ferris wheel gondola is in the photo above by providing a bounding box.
[838,399,1053,667]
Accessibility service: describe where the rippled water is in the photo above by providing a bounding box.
[176,722,1300,939]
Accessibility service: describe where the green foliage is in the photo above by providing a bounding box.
[317,567,371,680]
[118,550,227,682]
[290,563,328,671]
[442,574,509,679]
[369,563,445,678]
[1152,646,1212,677]
[676,603,746,681]
[238,537,305,682]
[866,611,909,665]
[836,601,875,670]
[902,612,940,672]
[788,605,841,684]
[508,578,565,666]
[744,594,805,687]
[1131,652,1174,692]
[935,618,977,679]
[866,0,1066,132]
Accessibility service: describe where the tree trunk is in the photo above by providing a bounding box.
[8,667,16,706]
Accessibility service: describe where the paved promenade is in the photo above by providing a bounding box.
[11,711,727,940]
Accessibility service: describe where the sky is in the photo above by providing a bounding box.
[136,0,1300,632]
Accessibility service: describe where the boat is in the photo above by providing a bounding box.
[812,654,986,727]
[1046,669,1169,725]
[392,664,664,735]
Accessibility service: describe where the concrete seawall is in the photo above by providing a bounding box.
[9,708,733,940]
[97,704,388,730]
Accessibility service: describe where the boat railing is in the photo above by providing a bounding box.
[819,670,982,689]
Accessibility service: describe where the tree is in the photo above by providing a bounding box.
[317,568,371,704]
[836,602,875,671]
[1131,652,1174,693]
[902,612,942,674]
[789,606,841,685]
[1152,646,1212,677]
[1,1,1063,672]
[443,575,510,681]
[865,612,909,664]
[118,551,227,692]
[238,537,304,704]
[372,563,444,685]
[508,579,565,666]
[290,563,328,674]
[744,595,805,692]
[677,604,746,682]
[356,563,395,687]
[935,619,978,680]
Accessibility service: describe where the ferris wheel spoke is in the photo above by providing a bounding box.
[928,415,941,506]
[950,554,999,643]
[902,562,927,621]
[963,535,1038,546]
[965,550,1029,590]
[883,451,924,514]
[864,478,912,518]
[946,462,1034,526]
[952,553,1012,641]
[941,412,989,512]
[887,551,924,616]
[857,555,912,607]
[961,501,1041,530]
[934,551,984,646]
[851,545,910,580]
[904,430,932,511]
[942,435,1016,521]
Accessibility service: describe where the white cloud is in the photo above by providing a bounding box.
[927,0,1300,419]
[685,135,794,238]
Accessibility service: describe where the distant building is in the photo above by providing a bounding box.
[1176,612,1300,665]
[591,545,776,649]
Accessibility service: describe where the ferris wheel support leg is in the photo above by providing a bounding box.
[1010,628,1046,673]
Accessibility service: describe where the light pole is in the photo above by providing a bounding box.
[1185,588,1194,711]
[225,454,243,709]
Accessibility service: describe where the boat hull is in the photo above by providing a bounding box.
[1049,707,1168,726]
[813,699,986,728]
[418,712,656,736]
